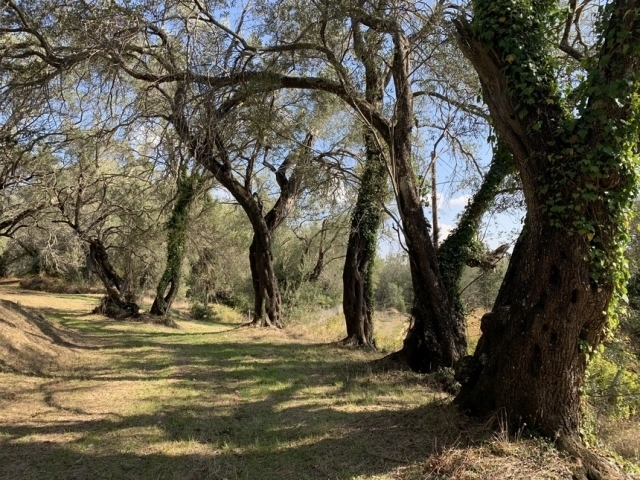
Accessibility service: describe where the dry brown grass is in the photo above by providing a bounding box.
[598,418,640,465]
[0,284,637,479]
[396,438,575,479]
[19,276,103,295]
[287,307,409,352]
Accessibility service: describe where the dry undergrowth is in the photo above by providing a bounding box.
[0,283,637,479]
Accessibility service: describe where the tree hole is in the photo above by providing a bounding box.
[570,289,578,303]
[535,292,547,312]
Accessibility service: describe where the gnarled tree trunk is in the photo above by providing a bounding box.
[453,0,640,446]
[89,238,139,317]
[249,231,283,327]
[455,220,609,435]
[171,81,314,328]
[383,27,466,372]
[247,133,315,328]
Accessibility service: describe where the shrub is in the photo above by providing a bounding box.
[585,353,640,421]
[189,302,218,322]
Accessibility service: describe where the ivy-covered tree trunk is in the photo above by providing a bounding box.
[342,148,385,346]
[453,0,640,455]
[150,170,199,316]
[435,143,514,321]
[342,16,387,347]
[89,238,139,317]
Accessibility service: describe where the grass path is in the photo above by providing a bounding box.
[0,285,587,479]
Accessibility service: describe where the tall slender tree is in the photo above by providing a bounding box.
[342,1,389,347]
[150,159,205,317]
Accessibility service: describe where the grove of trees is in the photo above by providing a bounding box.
[1,0,638,475]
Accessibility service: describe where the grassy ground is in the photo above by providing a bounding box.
[0,283,635,479]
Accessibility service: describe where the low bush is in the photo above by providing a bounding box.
[189,302,219,322]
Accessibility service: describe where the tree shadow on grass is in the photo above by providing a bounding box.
[0,395,481,480]
[0,305,490,479]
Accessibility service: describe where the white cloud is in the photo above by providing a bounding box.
[438,223,453,240]
[449,195,471,207]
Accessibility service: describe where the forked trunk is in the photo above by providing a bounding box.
[249,233,283,328]
[452,0,640,445]
[436,142,514,321]
[89,238,139,317]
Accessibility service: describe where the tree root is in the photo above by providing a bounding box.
[368,350,412,373]
[556,435,625,480]
[339,335,376,348]
[247,317,283,329]
[92,296,139,319]
[136,314,178,328]
[93,296,177,328]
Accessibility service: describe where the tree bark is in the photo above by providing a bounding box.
[246,133,315,327]
[341,140,386,347]
[383,25,466,372]
[150,169,199,317]
[455,221,610,435]
[171,83,314,328]
[341,182,380,346]
[249,232,283,327]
